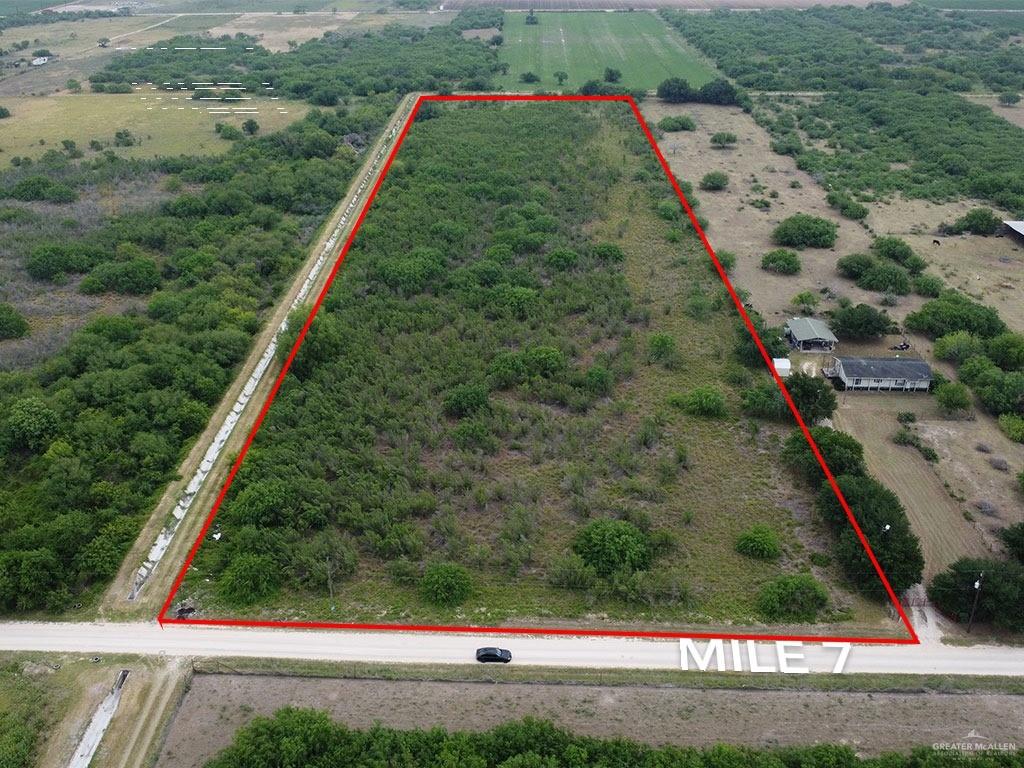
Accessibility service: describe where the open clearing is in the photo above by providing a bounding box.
[157,673,1024,766]
[0,92,308,159]
[0,15,227,97]
[498,11,717,92]
[645,100,1024,583]
[205,10,455,51]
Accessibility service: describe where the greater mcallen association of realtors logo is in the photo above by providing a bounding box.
[933,730,1018,753]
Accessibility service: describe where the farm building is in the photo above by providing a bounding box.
[823,356,932,392]
[1004,221,1024,244]
[785,317,838,352]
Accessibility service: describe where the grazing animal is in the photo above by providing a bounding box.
[932,239,941,246]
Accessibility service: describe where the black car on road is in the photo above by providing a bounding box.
[475,647,512,663]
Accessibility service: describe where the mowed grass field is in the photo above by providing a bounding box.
[498,11,718,92]
[0,93,309,159]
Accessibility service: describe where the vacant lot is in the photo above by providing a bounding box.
[205,10,455,51]
[498,11,717,91]
[0,92,308,159]
[646,100,1024,581]
[175,102,894,635]
[157,673,1024,767]
[0,15,226,97]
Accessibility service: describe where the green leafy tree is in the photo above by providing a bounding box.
[791,291,819,314]
[783,426,865,483]
[656,77,695,103]
[657,115,695,132]
[603,67,621,83]
[785,371,837,423]
[242,118,260,135]
[946,208,1001,236]
[553,70,568,86]
[999,91,1021,106]
[829,304,893,340]
[905,292,1006,339]
[935,381,972,417]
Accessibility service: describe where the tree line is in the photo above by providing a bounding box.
[206,709,1023,768]
[0,96,397,613]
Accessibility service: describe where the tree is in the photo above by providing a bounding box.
[525,9,539,24]
[699,171,729,191]
[0,303,29,340]
[905,292,1006,339]
[782,426,865,483]
[856,263,911,295]
[242,118,260,136]
[709,132,737,148]
[0,106,9,119]
[760,248,800,275]
[935,382,972,417]
[573,519,651,577]
[772,214,837,249]
[829,304,893,340]
[603,67,621,83]
[870,236,915,265]
[697,78,740,105]
[65,79,82,93]
[986,332,1024,371]
[554,70,568,86]
[757,574,828,621]
[998,91,1020,106]
[836,253,876,280]
[1002,522,1024,564]
[420,561,473,606]
[785,371,837,423]
[656,77,695,103]
[519,71,540,84]
[928,558,1024,632]
[7,397,58,452]
[791,291,819,314]
[673,386,727,418]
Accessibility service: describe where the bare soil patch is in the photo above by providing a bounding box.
[966,95,1024,130]
[156,673,1024,767]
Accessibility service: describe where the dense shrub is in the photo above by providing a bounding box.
[699,171,729,191]
[905,291,1006,339]
[783,426,866,482]
[912,273,944,297]
[785,371,837,423]
[443,383,489,417]
[946,207,1002,236]
[760,248,800,274]
[856,262,911,295]
[735,524,781,559]
[757,574,828,621]
[672,386,728,418]
[928,557,1024,632]
[836,252,876,280]
[935,381,973,416]
[741,381,788,420]
[772,214,837,248]
[572,519,651,578]
[934,331,986,365]
[1003,523,1024,564]
[0,303,29,340]
[420,561,473,606]
[658,115,696,132]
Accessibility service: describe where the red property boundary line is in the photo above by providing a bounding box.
[158,93,919,646]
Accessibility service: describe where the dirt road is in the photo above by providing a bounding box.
[3,622,1024,676]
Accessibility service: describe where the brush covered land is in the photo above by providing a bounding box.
[177,101,893,633]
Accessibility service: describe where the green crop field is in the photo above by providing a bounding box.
[498,11,718,93]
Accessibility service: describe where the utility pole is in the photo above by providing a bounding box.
[967,571,984,634]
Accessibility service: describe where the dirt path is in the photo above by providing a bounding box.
[100,93,420,621]
[156,674,1024,766]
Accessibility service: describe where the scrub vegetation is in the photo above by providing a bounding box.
[177,102,885,631]
[206,710,1023,767]
[661,5,1024,216]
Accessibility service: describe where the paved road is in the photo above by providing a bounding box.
[2,622,1023,676]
